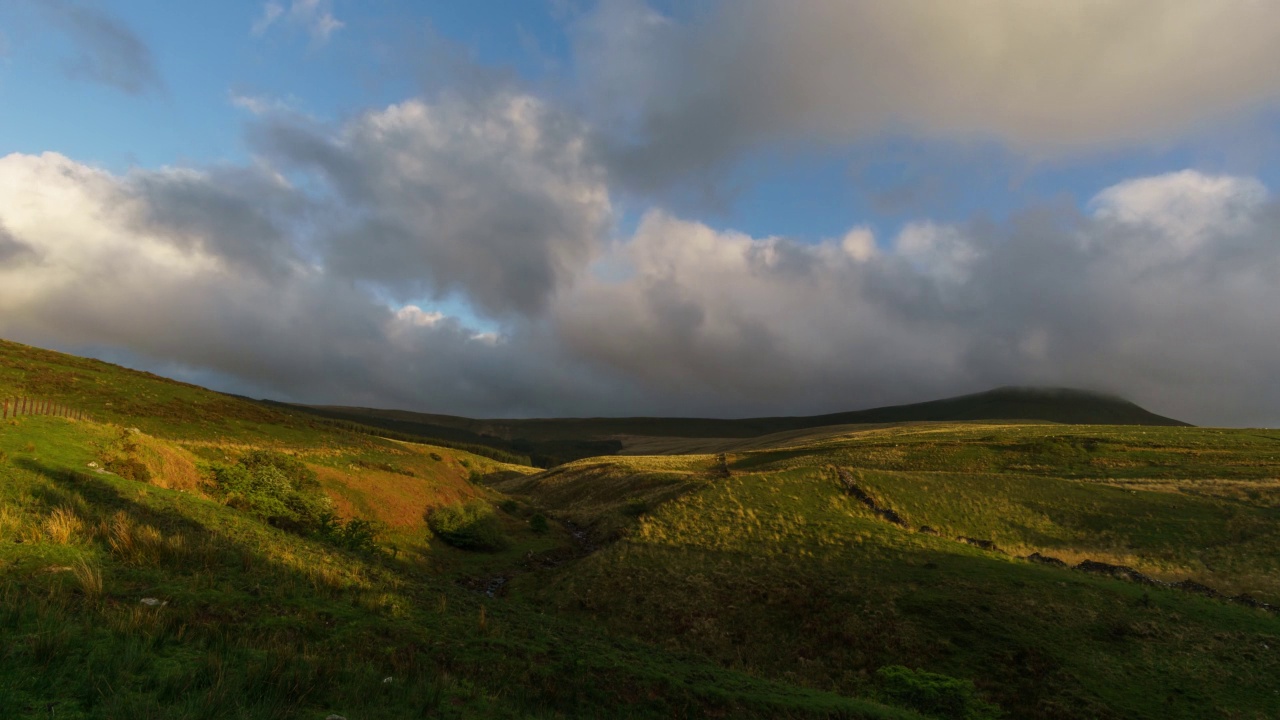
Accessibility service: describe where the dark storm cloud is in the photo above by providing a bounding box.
[43,0,163,96]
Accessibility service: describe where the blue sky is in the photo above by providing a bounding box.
[3,1,1280,424]
[7,0,1268,243]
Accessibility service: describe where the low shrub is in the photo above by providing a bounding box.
[874,666,1001,720]
[320,516,382,553]
[529,513,549,534]
[426,501,508,551]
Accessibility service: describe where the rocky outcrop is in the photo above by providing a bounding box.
[958,536,998,552]
[835,467,909,528]
[1024,552,1067,567]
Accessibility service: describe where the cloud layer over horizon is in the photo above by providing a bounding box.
[3,1,1280,426]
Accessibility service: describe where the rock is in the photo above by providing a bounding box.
[382,676,394,684]
[140,598,166,607]
[1025,552,1067,567]
[917,525,940,536]
[1172,579,1220,597]
[958,536,998,551]
[325,715,347,720]
[1074,560,1161,586]
[1231,593,1262,608]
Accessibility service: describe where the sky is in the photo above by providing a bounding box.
[2,0,1280,426]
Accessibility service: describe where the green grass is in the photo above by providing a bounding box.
[0,415,921,719]
[5,338,1280,719]
[497,425,1280,720]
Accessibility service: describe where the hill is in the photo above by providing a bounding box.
[490,423,1280,719]
[294,386,1189,466]
[3,337,1276,719]
[0,338,919,718]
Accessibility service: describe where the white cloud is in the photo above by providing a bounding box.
[2,142,1278,425]
[1089,171,1268,261]
[229,91,297,116]
[551,170,1280,424]
[252,0,343,43]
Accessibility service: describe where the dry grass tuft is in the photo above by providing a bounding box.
[72,558,103,597]
[0,505,25,539]
[45,506,85,545]
[135,434,205,493]
[104,511,169,564]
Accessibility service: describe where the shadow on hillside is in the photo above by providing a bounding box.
[17,458,215,539]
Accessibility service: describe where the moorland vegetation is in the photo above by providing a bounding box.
[2,337,1277,719]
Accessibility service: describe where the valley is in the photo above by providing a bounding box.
[2,338,1278,719]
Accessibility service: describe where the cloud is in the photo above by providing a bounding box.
[576,0,1280,189]
[43,0,162,95]
[1,142,1278,425]
[0,150,618,418]
[252,0,344,43]
[0,221,37,265]
[551,171,1280,425]
[249,92,611,316]
[229,91,299,116]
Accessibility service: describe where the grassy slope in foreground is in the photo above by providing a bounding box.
[492,423,1280,720]
[0,415,920,719]
[0,338,920,718]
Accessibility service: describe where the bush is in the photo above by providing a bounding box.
[207,452,328,531]
[529,513,549,534]
[240,450,318,491]
[874,666,1001,720]
[499,499,520,515]
[427,501,508,551]
[320,516,381,553]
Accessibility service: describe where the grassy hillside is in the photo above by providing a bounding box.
[3,339,1276,719]
[298,386,1189,466]
[2,416,928,719]
[492,424,1280,719]
[0,339,931,718]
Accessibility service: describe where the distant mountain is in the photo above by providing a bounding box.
[287,386,1189,466]
[801,386,1190,429]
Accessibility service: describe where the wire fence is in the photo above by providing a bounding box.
[2,397,91,422]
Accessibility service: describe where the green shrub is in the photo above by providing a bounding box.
[429,452,443,462]
[320,516,381,553]
[208,452,328,532]
[499,499,520,515]
[874,666,1001,720]
[427,501,508,551]
[240,450,318,491]
[529,513,549,534]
